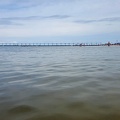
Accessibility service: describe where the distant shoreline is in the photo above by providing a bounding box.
[0,43,120,47]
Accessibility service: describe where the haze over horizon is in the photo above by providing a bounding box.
[0,0,120,43]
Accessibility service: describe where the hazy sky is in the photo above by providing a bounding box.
[0,0,120,43]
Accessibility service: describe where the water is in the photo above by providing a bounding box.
[0,46,120,120]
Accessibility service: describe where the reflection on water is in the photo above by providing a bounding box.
[0,46,120,120]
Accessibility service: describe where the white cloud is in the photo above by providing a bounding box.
[0,20,91,37]
[0,19,120,37]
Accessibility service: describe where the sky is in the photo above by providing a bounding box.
[0,0,120,43]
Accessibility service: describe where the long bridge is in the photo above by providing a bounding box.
[0,42,119,46]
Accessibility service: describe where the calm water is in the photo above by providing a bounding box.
[0,46,120,120]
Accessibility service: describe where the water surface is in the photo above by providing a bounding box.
[0,46,120,120]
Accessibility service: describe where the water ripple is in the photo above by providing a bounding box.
[0,46,120,120]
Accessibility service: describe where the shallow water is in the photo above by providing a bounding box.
[0,46,120,120]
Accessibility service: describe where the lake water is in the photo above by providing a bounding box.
[0,46,120,120]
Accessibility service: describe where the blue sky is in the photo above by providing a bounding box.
[0,0,120,43]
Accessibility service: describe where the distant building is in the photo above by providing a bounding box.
[108,42,111,46]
